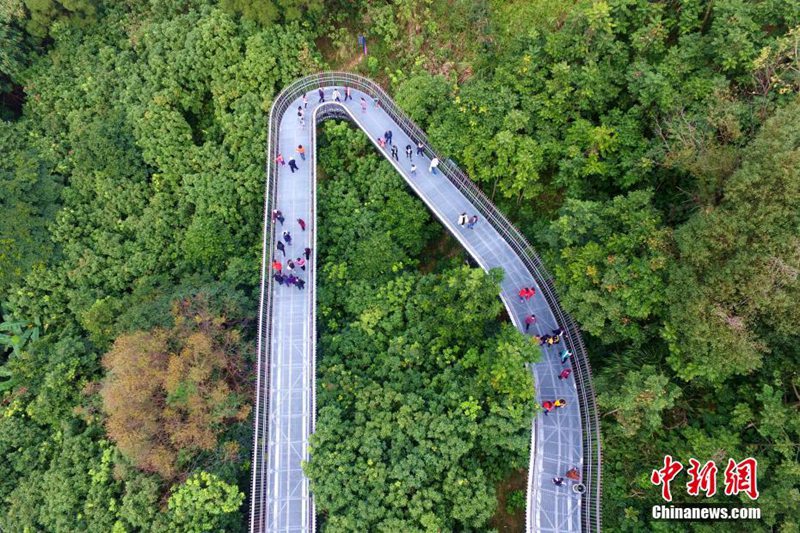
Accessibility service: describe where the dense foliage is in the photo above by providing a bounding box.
[2,0,799,530]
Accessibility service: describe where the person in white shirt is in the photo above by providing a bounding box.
[429,157,439,174]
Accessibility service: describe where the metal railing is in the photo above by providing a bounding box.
[250,72,602,532]
[248,83,281,532]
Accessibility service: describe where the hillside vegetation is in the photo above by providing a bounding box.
[1,0,798,530]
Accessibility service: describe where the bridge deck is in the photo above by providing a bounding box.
[253,82,586,532]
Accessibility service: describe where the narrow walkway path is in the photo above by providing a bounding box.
[250,73,601,533]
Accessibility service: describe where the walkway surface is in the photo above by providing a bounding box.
[250,76,596,532]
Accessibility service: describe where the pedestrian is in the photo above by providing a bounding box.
[296,278,306,290]
[532,335,542,345]
[276,241,285,256]
[386,130,393,145]
[344,86,352,101]
[542,400,554,416]
[304,247,311,260]
[391,145,399,160]
[553,477,565,486]
[297,218,306,231]
[416,141,424,155]
[318,88,325,102]
[552,327,564,337]
[286,259,295,272]
[559,368,572,380]
[297,106,304,119]
[539,334,551,346]
[273,272,284,285]
[551,335,561,345]
[560,349,572,364]
[360,97,367,112]
[554,398,566,408]
[467,215,478,229]
[405,144,413,160]
[296,257,306,270]
[546,336,556,346]
[410,163,417,177]
[286,274,297,286]
[288,157,299,173]
[275,153,285,166]
[525,314,536,332]
[566,468,580,481]
[519,287,533,300]
[271,209,285,225]
[271,260,282,272]
[297,144,306,160]
[518,287,529,303]
[378,136,386,149]
[429,157,439,174]
[458,212,468,226]
[333,88,342,102]
[283,231,292,245]
[302,93,308,108]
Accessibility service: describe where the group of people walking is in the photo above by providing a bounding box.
[271,210,310,291]
[518,288,584,492]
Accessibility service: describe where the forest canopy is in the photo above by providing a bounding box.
[1,0,799,531]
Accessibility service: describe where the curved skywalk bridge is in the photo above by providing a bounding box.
[249,72,602,532]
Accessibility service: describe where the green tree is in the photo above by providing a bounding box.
[165,471,244,533]
[664,99,800,383]
[23,0,98,38]
[546,189,670,345]
[597,364,682,438]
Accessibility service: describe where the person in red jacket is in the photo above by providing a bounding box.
[559,368,572,380]
[542,401,554,416]
[524,314,536,332]
[297,218,306,231]
[271,260,282,272]
[566,467,581,481]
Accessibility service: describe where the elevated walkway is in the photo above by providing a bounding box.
[249,72,602,532]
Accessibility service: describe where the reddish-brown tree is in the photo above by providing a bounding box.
[101,295,250,480]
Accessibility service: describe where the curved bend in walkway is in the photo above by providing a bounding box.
[249,73,602,532]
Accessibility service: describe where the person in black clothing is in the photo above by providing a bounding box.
[391,145,399,160]
[296,278,306,290]
[272,209,285,225]
[304,247,311,260]
[283,231,292,245]
[276,241,285,256]
[273,273,284,285]
[318,88,325,102]
[288,158,299,173]
[385,130,393,145]
[405,145,413,160]
[416,141,424,155]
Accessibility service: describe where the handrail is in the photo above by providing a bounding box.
[250,72,602,532]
